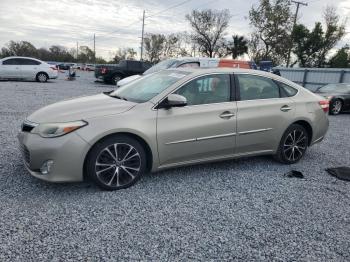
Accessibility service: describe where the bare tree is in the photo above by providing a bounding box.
[144,34,166,63]
[186,9,230,58]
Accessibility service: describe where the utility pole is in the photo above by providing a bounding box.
[76,42,79,60]
[93,34,96,64]
[286,0,308,67]
[140,10,145,61]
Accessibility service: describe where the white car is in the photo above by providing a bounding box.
[0,56,58,82]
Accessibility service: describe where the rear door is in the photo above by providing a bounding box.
[20,58,41,80]
[156,73,237,166]
[0,58,22,78]
[235,73,295,154]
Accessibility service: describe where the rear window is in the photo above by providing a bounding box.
[144,59,178,75]
[278,82,298,97]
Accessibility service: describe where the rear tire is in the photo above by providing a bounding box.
[329,99,342,115]
[36,72,48,83]
[274,124,309,164]
[86,135,147,190]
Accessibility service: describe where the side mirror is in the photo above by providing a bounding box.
[158,94,187,109]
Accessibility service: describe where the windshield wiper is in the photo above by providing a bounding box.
[108,93,128,101]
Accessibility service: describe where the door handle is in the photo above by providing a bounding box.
[219,111,235,119]
[280,105,292,112]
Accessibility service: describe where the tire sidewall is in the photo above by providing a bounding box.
[86,135,147,190]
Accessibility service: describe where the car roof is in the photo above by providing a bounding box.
[1,56,43,62]
[165,67,301,88]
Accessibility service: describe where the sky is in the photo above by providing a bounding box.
[0,0,349,60]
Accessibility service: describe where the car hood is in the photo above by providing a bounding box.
[117,74,142,87]
[27,93,136,123]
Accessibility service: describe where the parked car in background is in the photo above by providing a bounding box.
[0,56,58,82]
[95,60,151,84]
[84,64,95,71]
[314,83,350,115]
[117,57,257,88]
[19,68,329,190]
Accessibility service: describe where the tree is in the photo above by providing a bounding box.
[0,40,37,58]
[77,46,95,63]
[144,34,166,63]
[291,6,346,67]
[226,35,248,59]
[329,46,349,68]
[249,0,293,65]
[113,48,137,63]
[49,45,75,62]
[186,9,230,58]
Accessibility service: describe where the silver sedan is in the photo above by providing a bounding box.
[18,68,329,190]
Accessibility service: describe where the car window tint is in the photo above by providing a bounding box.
[237,74,280,100]
[278,82,298,97]
[20,59,41,65]
[178,62,200,68]
[3,58,20,65]
[129,61,141,69]
[175,74,231,105]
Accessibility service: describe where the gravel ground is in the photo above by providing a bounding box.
[0,71,350,261]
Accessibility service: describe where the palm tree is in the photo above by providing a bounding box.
[226,35,248,59]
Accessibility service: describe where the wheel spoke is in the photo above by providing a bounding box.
[121,166,135,179]
[107,167,119,186]
[105,148,116,160]
[122,146,134,161]
[96,165,114,175]
[96,162,113,167]
[114,144,119,161]
[124,152,139,161]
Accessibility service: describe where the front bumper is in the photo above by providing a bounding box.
[18,131,90,182]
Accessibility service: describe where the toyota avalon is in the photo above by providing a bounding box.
[18,68,329,190]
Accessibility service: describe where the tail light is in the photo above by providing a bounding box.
[319,100,329,113]
[101,67,108,74]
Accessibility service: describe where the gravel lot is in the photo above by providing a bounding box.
[0,71,350,261]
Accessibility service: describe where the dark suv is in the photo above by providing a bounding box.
[95,60,151,85]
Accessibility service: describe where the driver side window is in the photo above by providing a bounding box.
[175,74,231,106]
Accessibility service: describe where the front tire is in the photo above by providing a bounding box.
[274,124,309,164]
[36,72,48,83]
[329,99,342,115]
[86,135,147,190]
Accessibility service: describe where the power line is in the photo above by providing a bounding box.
[146,0,193,18]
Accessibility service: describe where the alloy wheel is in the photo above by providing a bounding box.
[331,100,342,115]
[37,73,48,82]
[283,129,307,162]
[95,143,141,187]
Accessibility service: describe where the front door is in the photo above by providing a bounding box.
[157,73,237,166]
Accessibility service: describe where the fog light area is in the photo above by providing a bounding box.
[40,160,54,175]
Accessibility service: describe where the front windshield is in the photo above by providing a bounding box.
[318,84,350,93]
[110,70,190,103]
[143,59,178,75]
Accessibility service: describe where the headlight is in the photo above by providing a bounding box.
[33,120,88,138]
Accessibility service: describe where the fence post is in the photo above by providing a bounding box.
[339,70,345,83]
[302,69,308,87]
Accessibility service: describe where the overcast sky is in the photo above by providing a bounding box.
[0,0,349,60]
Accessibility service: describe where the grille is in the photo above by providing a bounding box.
[20,144,30,165]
